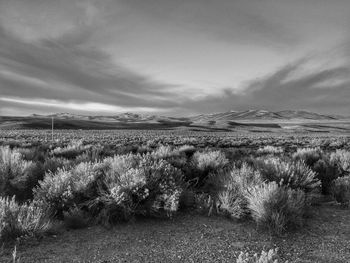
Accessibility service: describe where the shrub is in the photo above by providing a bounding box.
[178,145,196,157]
[51,140,91,159]
[75,147,104,163]
[245,182,306,233]
[190,150,228,187]
[151,145,179,159]
[192,150,228,171]
[257,158,320,192]
[257,146,284,155]
[43,157,72,173]
[330,150,350,175]
[103,153,142,177]
[206,163,262,219]
[331,176,350,207]
[292,147,323,167]
[0,146,38,201]
[88,156,185,224]
[0,196,50,241]
[236,248,284,263]
[313,158,340,195]
[34,162,103,216]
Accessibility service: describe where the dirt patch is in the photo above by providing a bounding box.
[1,204,350,263]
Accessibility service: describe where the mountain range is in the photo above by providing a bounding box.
[31,109,347,122]
[1,110,349,132]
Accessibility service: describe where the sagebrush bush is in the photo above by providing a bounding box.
[292,147,323,167]
[177,145,196,156]
[257,158,320,192]
[103,153,142,178]
[0,146,39,201]
[313,158,340,195]
[43,157,72,173]
[192,150,228,171]
[330,150,350,175]
[245,181,306,233]
[151,145,180,159]
[190,150,228,187]
[257,146,284,155]
[236,248,283,263]
[51,140,91,159]
[34,162,104,216]
[88,155,185,224]
[206,163,262,219]
[236,248,280,263]
[0,196,50,241]
[331,176,350,207]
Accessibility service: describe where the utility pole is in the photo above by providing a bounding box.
[51,116,54,142]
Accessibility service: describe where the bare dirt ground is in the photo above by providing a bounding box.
[2,203,350,263]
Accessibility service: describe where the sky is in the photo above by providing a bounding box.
[0,0,349,116]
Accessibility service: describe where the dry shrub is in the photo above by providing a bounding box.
[0,196,51,241]
[244,181,306,233]
[292,147,323,167]
[330,150,350,175]
[257,158,320,192]
[331,176,350,207]
[236,248,284,263]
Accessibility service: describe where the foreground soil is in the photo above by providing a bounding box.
[2,203,350,263]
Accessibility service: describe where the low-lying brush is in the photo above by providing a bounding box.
[34,161,105,216]
[0,146,40,201]
[331,176,350,207]
[0,196,50,241]
[257,146,284,155]
[0,132,348,242]
[257,158,320,192]
[245,181,306,233]
[190,150,228,187]
[292,147,323,167]
[330,149,350,175]
[236,248,284,263]
[88,156,185,224]
[208,163,262,219]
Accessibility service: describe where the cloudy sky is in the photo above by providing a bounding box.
[0,0,349,116]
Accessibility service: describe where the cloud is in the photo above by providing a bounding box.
[115,0,299,49]
[0,97,162,113]
[0,24,184,115]
[181,57,350,115]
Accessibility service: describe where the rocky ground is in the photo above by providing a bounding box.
[1,203,350,263]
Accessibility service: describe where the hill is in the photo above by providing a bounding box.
[1,110,350,132]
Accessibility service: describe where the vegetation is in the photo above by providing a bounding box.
[236,248,284,263]
[0,129,349,261]
[0,196,50,242]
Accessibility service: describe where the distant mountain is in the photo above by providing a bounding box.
[2,110,350,132]
[190,109,345,123]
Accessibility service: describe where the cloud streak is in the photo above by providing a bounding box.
[0,23,183,114]
[181,57,350,115]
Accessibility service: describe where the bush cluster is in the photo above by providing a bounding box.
[0,138,349,241]
[236,248,285,263]
[0,196,50,241]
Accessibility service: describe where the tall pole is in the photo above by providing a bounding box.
[51,116,54,142]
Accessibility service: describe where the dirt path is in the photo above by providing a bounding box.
[2,204,350,263]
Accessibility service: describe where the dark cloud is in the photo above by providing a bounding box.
[117,0,299,48]
[0,24,182,112]
[181,58,350,115]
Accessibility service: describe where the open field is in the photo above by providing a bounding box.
[0,129,349,262]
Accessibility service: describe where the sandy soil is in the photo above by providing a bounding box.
[1,203,350,263]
